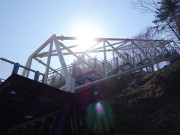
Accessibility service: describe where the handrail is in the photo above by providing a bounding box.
[0,58,44,76]
[0,57,44,82]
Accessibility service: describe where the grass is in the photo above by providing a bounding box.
[100,60,180,135]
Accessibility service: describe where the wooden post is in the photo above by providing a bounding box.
[12,63,19,74]
[34,71,40,81]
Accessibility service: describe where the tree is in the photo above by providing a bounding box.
[133,26,159,40]
[133,0,180,41]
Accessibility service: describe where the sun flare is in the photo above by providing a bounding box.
[75,25,100,51]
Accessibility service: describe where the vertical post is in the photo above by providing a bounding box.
[34,71,40,81]
[72,63,76,78]
[132,49,136,67]
[12,63,19,74]
[103,41,107,77]
[116,57,119,68]
[126,53,129,61]
[139,54,142,62]
[113,51,115,67]
[94,58,96,69]
[42,75,45,83]
[44,39,53,84]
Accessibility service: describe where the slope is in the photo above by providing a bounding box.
[105,60,180,135]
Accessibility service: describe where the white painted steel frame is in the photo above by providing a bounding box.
[22,35,179,93]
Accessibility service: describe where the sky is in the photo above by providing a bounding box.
[0,0,155,79]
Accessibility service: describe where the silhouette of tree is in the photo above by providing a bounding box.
[133,0,180,41]
[134,27,159,40]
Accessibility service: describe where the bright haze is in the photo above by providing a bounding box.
[0,0,154,78]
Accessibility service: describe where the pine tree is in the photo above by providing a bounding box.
[133,0,180,41]
[153,0,180,40]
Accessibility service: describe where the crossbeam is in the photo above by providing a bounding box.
[20,35,179,93]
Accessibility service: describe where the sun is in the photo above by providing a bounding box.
[75,25,100,51]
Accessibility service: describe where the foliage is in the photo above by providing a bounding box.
[104,59,180,134]
[153,0,180,39]
[133,0,180,41]
[133,27,159,40]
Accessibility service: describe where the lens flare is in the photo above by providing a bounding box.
[96,102,103,114]
[94,91,98,95]
[86,101,115,134]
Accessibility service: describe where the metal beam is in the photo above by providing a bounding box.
[103,41,107,76]
[44,39,53,84]
[75,56,172,92]
[34,58,62,76]
[106,40,133,67]
[57,36,166,42]
[58,41,104,77]
[20,35,177,93]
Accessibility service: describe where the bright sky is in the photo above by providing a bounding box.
[0,0,155,79]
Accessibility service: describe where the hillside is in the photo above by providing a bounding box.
[99,60,180,135]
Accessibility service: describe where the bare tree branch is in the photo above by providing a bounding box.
[132,0,180,41]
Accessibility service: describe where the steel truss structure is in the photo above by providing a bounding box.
[22,34,180,92]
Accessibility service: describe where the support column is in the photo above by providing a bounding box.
[44,39,53,84]
[53,34,75,92]
[116,57,119,68]
[113,51,115,67]
[132,47,136,67]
